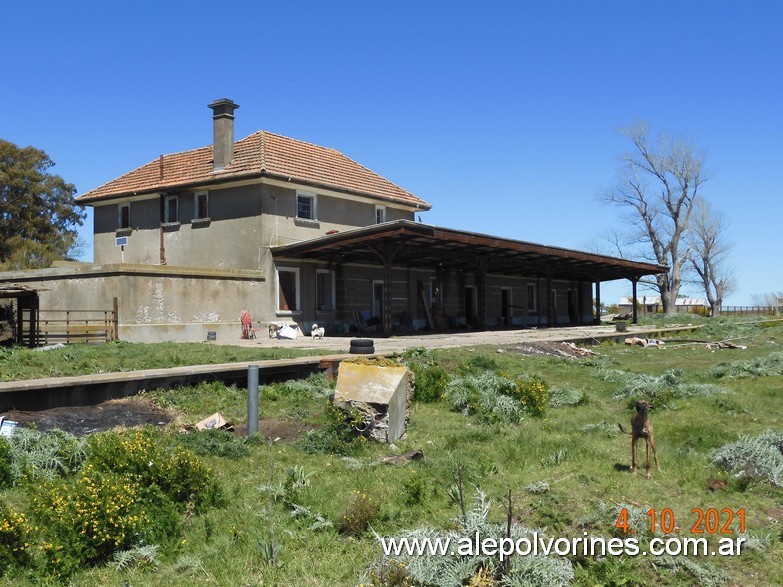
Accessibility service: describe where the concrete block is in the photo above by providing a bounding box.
[333,361,412,443]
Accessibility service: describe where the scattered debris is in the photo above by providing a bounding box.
[507,341,599,359]
[562,342,599,357]
[612,313,633,321]
[193,412,234,431]
[33,343,66,352]
[378,449,424,465]
[0,416,17,437]
[276,324,300,340]
[624,337,666,348]
[663,338,750,350]
[706,341,748,350]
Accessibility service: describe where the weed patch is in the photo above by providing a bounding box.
[708,351,783,379]
[444,372,548,423]
[711,430,783,487]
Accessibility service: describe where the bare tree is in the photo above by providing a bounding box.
[600,121,707,315]
[751,291,783,315]
[687,198,736,316]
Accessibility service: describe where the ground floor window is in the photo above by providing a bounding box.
[527,283,537,311]
[277,268,300,312]
[316,270,335,311]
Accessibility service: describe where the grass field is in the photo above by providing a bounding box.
[0,318,781,586]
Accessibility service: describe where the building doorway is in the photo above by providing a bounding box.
[464,286,476,327]
[501,287,512,326]
[373,281,384,323]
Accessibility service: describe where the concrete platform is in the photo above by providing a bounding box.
[214,323,702,354]
[0,323,700,411]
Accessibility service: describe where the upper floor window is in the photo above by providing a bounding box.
[296,191,317,221]
[164,195,179,224]
[118,203,130,229]
[193,191,209,220]
[375,205,386,224]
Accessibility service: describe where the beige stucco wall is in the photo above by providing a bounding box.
[89,178,421,334]
[93,180,417,271]
[0,263,265,343]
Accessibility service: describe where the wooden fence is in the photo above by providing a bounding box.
[719,306,779,317]
[29,298,119,345]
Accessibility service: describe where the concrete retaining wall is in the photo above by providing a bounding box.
[0,263,265,343]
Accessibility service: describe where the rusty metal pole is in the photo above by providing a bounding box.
[247,365,259,436]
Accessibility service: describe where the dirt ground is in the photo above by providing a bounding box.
[2,396,315,441]
[4,396,173,436]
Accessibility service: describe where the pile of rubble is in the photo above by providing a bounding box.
[505,341,599,359]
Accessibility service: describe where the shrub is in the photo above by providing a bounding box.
[7,427,88,481]
[31,467,155,578]
[612,369,727,408]
[87,428,223,512]
[0,502,32,575]
[361,558,413,587]
[547,386,586,408]
[708,352,783,379]
[299,401,367,455]
[401,469,433,506]
[276,372,334,399]
[459,356,500,375]
[509,376,549,417]
[339,489,378,537]
[409,362,449,403]
[0,440,13,489]
[444,372,548,423]
[368,491,574,587]
[711,430,783,487]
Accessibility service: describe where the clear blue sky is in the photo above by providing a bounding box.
[3,1,781,305]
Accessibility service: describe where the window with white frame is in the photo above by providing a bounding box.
[118,203,130,229]
[316,270,336,311]
[375,205,386,224]
[164,195,179,224]
[527,283,537,311]
[277,268,300,312]
[193,191,209,220]
[296,191,316,220]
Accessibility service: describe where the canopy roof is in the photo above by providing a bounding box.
[272,220,666,282]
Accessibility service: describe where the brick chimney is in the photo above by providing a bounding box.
[208,98,239,171]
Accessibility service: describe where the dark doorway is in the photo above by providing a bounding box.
[567,290,578,324]
[501,288,511,325]
[464,286,476,327]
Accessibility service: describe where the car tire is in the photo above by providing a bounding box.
[349,346,375,354]
[350,338,374,348]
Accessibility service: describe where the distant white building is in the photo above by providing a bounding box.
[618,296,708,315]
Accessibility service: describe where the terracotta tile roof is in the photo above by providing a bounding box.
[75,131,431,209]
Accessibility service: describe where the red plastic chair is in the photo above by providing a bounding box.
[240,310,257,339]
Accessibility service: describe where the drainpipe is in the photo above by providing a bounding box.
[159,194,166,265]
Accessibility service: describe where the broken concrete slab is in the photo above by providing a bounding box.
[333,360,413,444]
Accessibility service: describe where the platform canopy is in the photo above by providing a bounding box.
[272,220,666,283]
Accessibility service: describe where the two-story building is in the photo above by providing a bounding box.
[1,99,665,342]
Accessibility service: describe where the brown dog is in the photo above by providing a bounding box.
[618,400,660,478]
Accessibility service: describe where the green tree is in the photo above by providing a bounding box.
[0,140,84,269]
